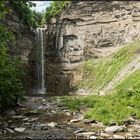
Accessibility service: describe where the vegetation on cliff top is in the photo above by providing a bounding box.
[44,1,69,22]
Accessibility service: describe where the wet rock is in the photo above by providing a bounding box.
[28,117,38,122]
[38,106,44,109]
[100,132,110,138]
[14,127,25,132]
[7,110,16,116]
[134,137,140,139]
[9,125,17,129]
[12,115,24,119]
[40,123,48,127]
[128,137,135,139]
[71,114,84,122]
[74,128,86,134]
[65,112,71,116]
[84,119,97,124]
[125,133,132,138]
[24,110,39,116]
[6,128,15,134]
[113,134,125,139]
[90,122,105,128]
[48,122,57,127]
[75,132,96,138]
[131,125,140,129]
[89,135,97,139]
[41,126,48,130]
[105,126,125,134]
[127,128,135,132]
[42,99,46,102]
[26,136,32,140]
[70,119,80,123]
[22,118,29,121]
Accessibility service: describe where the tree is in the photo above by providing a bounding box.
[44,1,69,22]
[0,1,25,112]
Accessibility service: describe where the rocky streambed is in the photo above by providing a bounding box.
[1,96,140,139]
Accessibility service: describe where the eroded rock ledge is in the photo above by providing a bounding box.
[45,1,140,95]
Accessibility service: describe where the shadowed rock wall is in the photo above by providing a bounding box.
[1,3,36,93]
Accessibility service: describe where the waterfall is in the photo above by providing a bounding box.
[36,28,46,94]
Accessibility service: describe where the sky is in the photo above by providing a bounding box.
[31,1,52,12]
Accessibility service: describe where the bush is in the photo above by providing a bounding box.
[0,2,25,111]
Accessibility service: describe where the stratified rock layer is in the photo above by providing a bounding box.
[45,1,140,95]
[1,3,35,92]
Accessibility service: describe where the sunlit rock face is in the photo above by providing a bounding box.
[45,1,140,95]
[1,3,35,92]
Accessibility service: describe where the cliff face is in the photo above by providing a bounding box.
[46,1,140,95]
[1,4,35,92]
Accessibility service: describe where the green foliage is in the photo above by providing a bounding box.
[32,11,45,27]
[45,1,69,22]
[9,1,37,28]
[60,40,140,125]
[61,78,140,125]
[0,2,25,110]
[78,40,140,93]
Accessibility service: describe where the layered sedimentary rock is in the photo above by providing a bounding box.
[1,4,35,92]
[46,1,140,95]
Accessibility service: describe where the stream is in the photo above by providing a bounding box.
[1,96,140,139]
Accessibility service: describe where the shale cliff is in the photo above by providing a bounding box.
[46,1,140,95]
[1,4,35,92]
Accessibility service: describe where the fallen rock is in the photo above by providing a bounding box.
[84,119,97,124]
[75,132,95,138]
[12,115,24,119]
[70,119,80,123]
[22,118,29,121]
[125,133,132,137]
[100,132,110,138]
[90,122,105,128]
[89,135,97,139]
[38,106,44,109]
[113,134,125,139]
[26,136,32,139]
[105,126,125,134]
[65,112,71,116]
[7,110,16,116]
[24,110,39,116]
[74,128,86,134]
[6,128,15,134]
[14,127,25,132]
[48,122,57,127]
[131,125,140,129]
[40,123,48,127]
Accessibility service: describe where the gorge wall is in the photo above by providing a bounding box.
[1,3,36,92]
[46,1,140,95]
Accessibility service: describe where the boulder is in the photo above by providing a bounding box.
[105,126,125,134]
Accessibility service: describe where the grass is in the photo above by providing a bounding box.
[61,70,140,125]
[77,40,140,93]
[60,40,140,125]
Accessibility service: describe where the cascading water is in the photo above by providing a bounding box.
[36,28,46,94]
